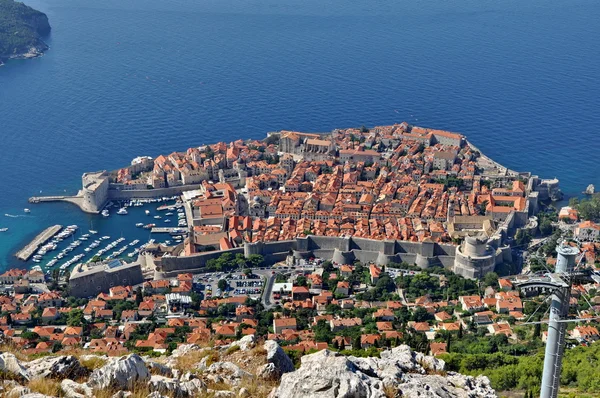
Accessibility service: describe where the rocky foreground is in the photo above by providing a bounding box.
[0,337,496,397]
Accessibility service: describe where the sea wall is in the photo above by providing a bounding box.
[154,235,472,276]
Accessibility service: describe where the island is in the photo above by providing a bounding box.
[0,0,51,65]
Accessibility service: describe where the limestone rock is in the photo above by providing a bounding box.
[257,362,278,380]
[263,340,294,377]
[146,361,174,377]
[148,375,181,396]
[238,387,250,398]
[227,334,256,352]
[26,356,88,380]
[272,350,385,398]
[146,393,167,398]
[180,378,207,396]
[0,353,30,381]
[207,390,235,398]
[203,361,253,386]
[7,386,31,398]
[271,348,497,398]
[88,354,150,390]
[60,379,93,398]
[111,392,132,398]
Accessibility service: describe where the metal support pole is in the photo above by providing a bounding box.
[539,244,578,398]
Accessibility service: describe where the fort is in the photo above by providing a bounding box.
[145,232,511,280]
[47,122,561,287]
[69,258,145,298]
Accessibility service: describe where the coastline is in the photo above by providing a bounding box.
[0,43,49,66]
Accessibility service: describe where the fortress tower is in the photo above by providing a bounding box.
[453,236,497,279]
[81,171,109,213]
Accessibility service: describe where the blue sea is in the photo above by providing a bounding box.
[1,0,599,272]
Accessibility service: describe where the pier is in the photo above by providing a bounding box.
[15,225,62,261]
[28,195,93,213]
[150,227,187,235]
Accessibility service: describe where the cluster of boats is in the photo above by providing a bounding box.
[32,225,82,263]
[101,197,180,218]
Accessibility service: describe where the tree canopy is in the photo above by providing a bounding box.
[0,0,50,59]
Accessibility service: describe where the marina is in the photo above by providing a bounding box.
[5,197,189,274]
[15,224,63,261]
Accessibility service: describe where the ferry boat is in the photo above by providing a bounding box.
[117,208,128,215]
[135,223,144,227]
[101,210,110,217]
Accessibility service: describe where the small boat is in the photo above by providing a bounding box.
[24,208,31,213]
[135,223,144,227]
[143,223,156,229]
[117,208,128,215]
[0,228,8,232]
[101,210,110,217]
[89,230,98,234]
[154,215,161,219]
[145,210,151,215]
[164,219,171,223]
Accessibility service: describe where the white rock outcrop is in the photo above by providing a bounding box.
[261,340,294,379]
[270,347,497,398]
[26,356,87,380]
[60,379,93,398]
[87,354,150,390]
[0,353,30,380]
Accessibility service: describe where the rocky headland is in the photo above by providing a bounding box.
[0,336,496,398]
[0,0,51,65]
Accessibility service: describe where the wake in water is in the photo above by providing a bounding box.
[4,213,32,218]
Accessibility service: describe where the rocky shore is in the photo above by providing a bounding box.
[0,337,496,398]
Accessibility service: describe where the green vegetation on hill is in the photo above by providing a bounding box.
[0,0,50,60]
[441,340,600,395]
[571,194,600,222]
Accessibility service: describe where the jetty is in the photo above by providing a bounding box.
[150,227,187,235]
[15,224,62,261]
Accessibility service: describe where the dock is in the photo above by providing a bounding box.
[150,227,187,235]
[15,225,62,261]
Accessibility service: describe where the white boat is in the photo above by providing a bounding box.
[24,208,31,213]
[135,223,144,227]
[145,210,151,215]
[89,230,98,234]
[154,215,161,219]
[0,228,7,232]
[164,219,171,223]
[101,210,110,217]
[117,208,128,215]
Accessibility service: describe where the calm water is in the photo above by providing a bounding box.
[1,0,599,271]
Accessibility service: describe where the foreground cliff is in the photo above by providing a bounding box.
[0,0,51,65]
[0,338,496,397]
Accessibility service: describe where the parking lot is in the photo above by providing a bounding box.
[194,271,264,300]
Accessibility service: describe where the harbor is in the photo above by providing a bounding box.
[15,224,62,261]
[3,196,189,275]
